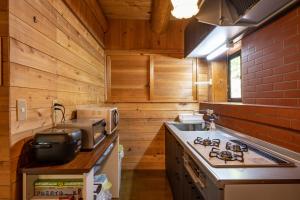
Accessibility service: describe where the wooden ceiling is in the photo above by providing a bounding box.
[98,0,152,20]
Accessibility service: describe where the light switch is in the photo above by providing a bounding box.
[17,99,27,121]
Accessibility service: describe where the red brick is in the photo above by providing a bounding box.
[262,58,283,69]
[255,52,278,65]
[245,85,256,92]
[262,74,283,84]
[248,50,263,61]
[284,52,300,64]
[273,99,299,107]
[291,120,300,131]
[244,73,256,80]
[256,69,273,78]
[248,78,262,86]
[243,60,255,68]
[262,42,283,56]
[256,98,274,105]
[284,90,300,98]
[274,81,298,90]
[273,63,298,74]
[241,6,300,107]
[257,91,284,98]
[283,71,300,81]
[284,35,300,48]
[256,84,273,92]
[248,64,263,73]
[243,98,256,104]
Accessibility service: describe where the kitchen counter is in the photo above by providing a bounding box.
[165,122,300,188]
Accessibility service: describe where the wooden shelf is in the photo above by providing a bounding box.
[22,131,119,175]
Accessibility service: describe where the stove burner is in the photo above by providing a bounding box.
[226,142,248,152]
[209,147,244,163]
[194,137,220,147]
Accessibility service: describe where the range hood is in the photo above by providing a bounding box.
[196,0,299,26]
[185,0,299,58]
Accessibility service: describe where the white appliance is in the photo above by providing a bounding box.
[77,107,119,135]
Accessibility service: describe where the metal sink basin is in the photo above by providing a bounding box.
[172,123,207,131]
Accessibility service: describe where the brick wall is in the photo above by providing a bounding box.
[242,5,300,106]
[200,102,300,153]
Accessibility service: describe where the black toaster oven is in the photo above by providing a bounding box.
[57,119,107,150]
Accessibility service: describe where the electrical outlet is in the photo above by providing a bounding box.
[17,99,27,121]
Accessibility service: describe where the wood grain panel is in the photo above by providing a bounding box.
[106,52,200,102]
[210,60,228,102]
[62,0,105,45]
[197,59,209,102]
[7,0,106,198]
[99,0,152,20]
[106,102,198,170]
[0,1,10,198]
[104,19,208,170]
[152,55,196,101]
[104,19,188,52]
[24,0,104,61]
[108,55,150,101]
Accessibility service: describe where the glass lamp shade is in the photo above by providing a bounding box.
[171,0,199,19]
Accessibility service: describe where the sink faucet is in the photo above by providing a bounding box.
[205,109,219,131]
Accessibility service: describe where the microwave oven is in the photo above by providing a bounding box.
[77,107,119,135]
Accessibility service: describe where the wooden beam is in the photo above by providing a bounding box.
[151,0,171,34]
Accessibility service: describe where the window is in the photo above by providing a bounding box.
[228,52,242,102]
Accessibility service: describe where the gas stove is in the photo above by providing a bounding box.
[188,136,295,168]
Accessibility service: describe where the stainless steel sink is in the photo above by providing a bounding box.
[172,123,207,131]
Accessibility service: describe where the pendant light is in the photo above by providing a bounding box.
[171,0,200,19]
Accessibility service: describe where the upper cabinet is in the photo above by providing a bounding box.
[151,55,197,101]
[106,55,150,102]
[106,53,198,102]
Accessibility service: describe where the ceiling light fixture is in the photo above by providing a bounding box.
[171,0,200,19]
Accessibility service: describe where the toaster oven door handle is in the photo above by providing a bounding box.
[184,159,206,189]
[115,110,120,125]
[30,142,52,149]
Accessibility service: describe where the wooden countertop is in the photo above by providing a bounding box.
[22,131,119,175]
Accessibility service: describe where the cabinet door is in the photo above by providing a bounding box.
[151,55,197,101]
[106,55,150,102]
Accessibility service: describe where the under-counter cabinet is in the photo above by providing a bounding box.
[165,129,205,200]
[22,132,120,200]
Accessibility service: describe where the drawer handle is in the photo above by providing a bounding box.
[183,159,206,189]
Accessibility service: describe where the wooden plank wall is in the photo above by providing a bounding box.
[104,19,187,52]
[209,60,228,102]
[104,19,208,170]
[0,0,10,198]
[8,0,106,198]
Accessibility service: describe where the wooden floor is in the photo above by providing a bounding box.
[118,170,173,200]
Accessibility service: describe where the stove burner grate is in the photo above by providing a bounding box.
[194,137,220,147]
[226,142,248,152]
[209,147,244,163]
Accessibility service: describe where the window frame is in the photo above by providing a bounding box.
[227,51,242,102]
